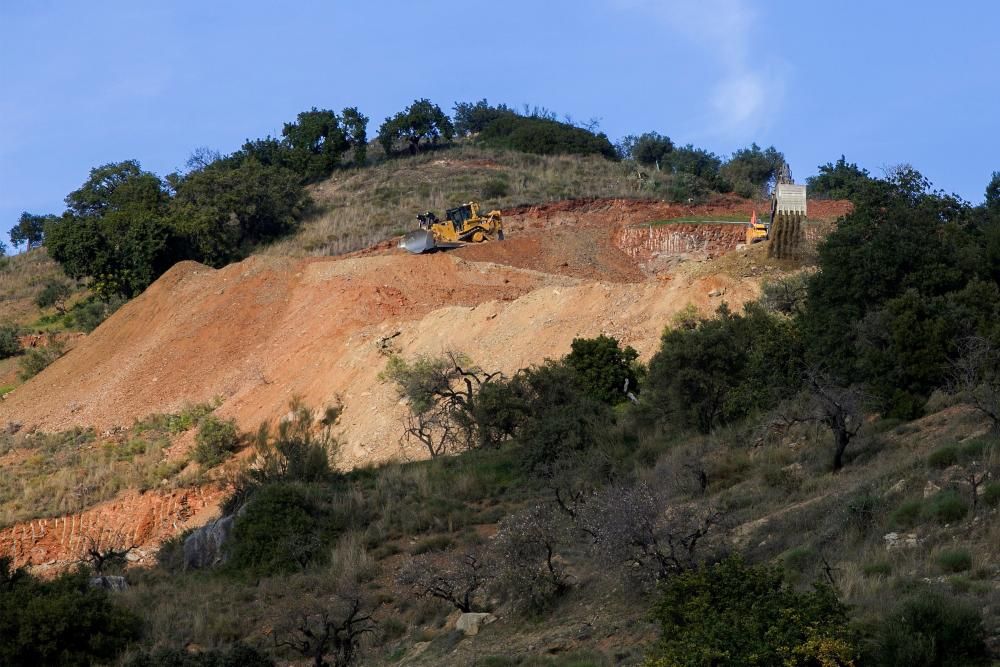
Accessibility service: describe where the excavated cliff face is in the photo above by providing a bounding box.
[0,196,849,569]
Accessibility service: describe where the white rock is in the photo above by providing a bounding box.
[456,612,497,636]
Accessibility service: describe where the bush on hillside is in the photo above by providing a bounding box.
[453,99,515,136]
[646,556,857,666]
[18,337,65,380]
[225,482,326,576]
[643,303,803,433]
[864,590,990,666]
[35,279,72,311]
[927,444,960,469]
[0,557,141,666]
[564,334,642,405]
[478,115,617,160]
[63,295,125,333]
[194,415,241,467]
[923,490,968,524]
[0,325,22,359]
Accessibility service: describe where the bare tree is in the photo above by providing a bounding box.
[580,482,723,587]
[397,551,488,612]
[490,503,572,609]
[382,352,504,457]
[274,592,377,667]
[79,532,137,576]
[769,370,866,471]
[949,336,1000,433]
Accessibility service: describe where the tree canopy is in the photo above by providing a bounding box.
[378,99,454,156]
[10,212,54,250]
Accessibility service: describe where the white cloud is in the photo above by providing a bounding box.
[613,0,781,137]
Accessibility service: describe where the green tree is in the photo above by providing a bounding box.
[564,334,641,404]
[0,557,141,666]
[169,158,309,266]
[720,143,785,198]
[45,161,172,297]
[341,106,369,165]
[378,99,454,156]
[807,155,873,200]
[9,212,55,250]
[453,99,515,135]
[281,107,350,181]
[800,168,983,414]
[646,556,857,667]
[622,132,674,168]
[644,303,803,433]
[280,106,368,180]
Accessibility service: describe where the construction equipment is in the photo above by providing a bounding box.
[768,163,808,259]
[746,209,769,244]
[743,163,808,253]
[400,201,504,254]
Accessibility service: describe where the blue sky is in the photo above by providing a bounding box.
[2,0,998,247]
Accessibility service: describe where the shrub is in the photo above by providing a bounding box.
[889,498,923,529]
[480,178,509,199]
[193,415,241,467]
[564,334,642,405]
[225,483,324,576]
[64,296,124,332]
[35,279,72,310]
[982,482,1000,507]
[865,590,990,666]
[936,548,972,573]
[0,558,141,666]
[927,444,960,469]
[923,490,968,524]
[478,115,617,160]
[0,325,22,359]
[646,556,857,666]
[18,338,66,380]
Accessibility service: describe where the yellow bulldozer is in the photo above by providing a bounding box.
[400,201,504,254]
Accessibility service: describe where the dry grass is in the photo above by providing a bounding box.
[0,248,79,327]
[0,403,218,528]
[263,144,676,257]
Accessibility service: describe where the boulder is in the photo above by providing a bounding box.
[455,612,497,636]
[89,575,128,591]
[183,515,234,570]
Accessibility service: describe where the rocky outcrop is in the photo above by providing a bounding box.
[183,515,234,570]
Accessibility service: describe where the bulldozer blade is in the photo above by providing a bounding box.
[401,229,436,254]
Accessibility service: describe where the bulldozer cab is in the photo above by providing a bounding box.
[446,203,476,230]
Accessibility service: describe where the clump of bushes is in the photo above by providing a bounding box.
[478,114,617,160]
[0,557,141,666]
[0,325,22,359]
[18,337,66,380]
[927,444,960,469]
[936,548,972,573]
[646,556,857,666]
[193,415,241,467]
[863,590,990,666]
[923,490,968,524]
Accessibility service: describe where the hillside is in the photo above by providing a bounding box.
[4,150,997,666]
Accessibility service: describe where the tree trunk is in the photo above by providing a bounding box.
[832,427,849,471]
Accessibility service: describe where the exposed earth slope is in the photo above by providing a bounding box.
[0,196,849,567]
